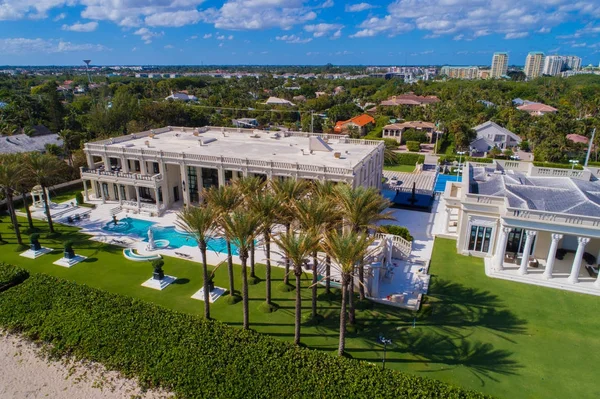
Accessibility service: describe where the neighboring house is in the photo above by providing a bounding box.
[232,118,258,128]
[334,114,375,135]
[517,103,558,116]
[0,133,63,154]
[382,121,438,143]
[264,96,295,106]
[292,95,306,103]
[469,121,521,153]
[567,134,596,150]
[80,126,384,216]
[379,93,440,107]
[315,91,327,98]
[478,100,495,108]
[334,86,344,95]
[441,160,600,294]
[165,91,198,101]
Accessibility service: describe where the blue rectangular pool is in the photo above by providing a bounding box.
[434,174,462,193]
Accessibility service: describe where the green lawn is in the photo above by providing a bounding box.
[1,216,598,399]
[383,164,416,173]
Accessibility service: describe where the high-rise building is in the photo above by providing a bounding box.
[543,55,564,76]
[491,52,508,78]
[440,66,479,79]
[563,55,582,71]
[524,52,544,79]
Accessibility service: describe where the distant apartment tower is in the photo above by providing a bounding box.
[543,56,564,76]
[491,52,508,78]
[524,52,545,79]
[440,66,479,79]
[563,55,582,71]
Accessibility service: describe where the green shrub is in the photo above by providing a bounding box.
[533,161,584,170]
[402,129,429,144]
[519,140,530,152]
[75,192,84,205]
[396,153,425,165]
[588,161,600,167]
[379,225,413,241]
[382,138,400,149]
[467,157,493,164]
[0,274,490,399]
[64,240,74,251]
[406,141,421,152]
[0,263,29,291]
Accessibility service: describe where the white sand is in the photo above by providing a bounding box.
[0,331,173,399]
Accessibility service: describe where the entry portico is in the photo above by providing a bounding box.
[441,160,600,295]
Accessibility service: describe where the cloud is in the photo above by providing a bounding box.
[319,0,334,8]
[53,13,66,22]
[134,27,164,44]
[504,31,529,39]
[453,34,464,41]
[345,3,376,12]
[203,33,212,39]
[61,21,99,32]
[304,23,343,38]
[350,15,412,38]
[571,42,587,47]
[210,0,316,30]
[537,26,551,33]
[217,35,225,40]
[145,10,204,27]
[275,34,312,44]
[164,44,174,49]
[0,38,108,54]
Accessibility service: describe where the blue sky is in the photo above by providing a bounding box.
[0,0,600,66]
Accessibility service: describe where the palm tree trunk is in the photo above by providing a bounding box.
[250,240,256,278]
[349,274,355,325]
[265,232,272,305]
[325,255,331,294]
[358,260,365,301]
[283,223,291,285]
[338,273,348,356]
[241,252,249,330]
[6,193,23,246]
[294,268,302,346]
[200,242,210,320]
[226,240,235,296]
[311,252,318,319]
[41,184,54,233]
[21,191,34,230]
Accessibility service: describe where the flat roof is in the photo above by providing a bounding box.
[86,127,381,169]
[470,166,600,217]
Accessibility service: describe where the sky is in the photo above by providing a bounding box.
[1,0,600,66]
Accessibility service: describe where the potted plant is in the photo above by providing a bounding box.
[64,240,75,259]
[30,233,41,251]
[152,259,165,281]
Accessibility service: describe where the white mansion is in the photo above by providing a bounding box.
[441,159,600,294]
[80,126,384,215]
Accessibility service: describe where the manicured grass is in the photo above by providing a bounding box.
[1,217,598,399]
[383,164,416,173]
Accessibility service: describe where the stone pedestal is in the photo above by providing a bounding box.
[53,255,87,268]
[20,247,53,259]
[191,286,226,303]
[141,275,177,290]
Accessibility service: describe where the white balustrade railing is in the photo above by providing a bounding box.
[374,232,413,259]
[505,207,600,227]
[80,167,162,182]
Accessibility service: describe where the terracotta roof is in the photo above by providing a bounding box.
[334,114,375,132]
[517,103,558,113]
[380,93,440,106]
[566,134,589,144]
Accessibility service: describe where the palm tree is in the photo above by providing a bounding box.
[311,180,339,296]
[234,176,264,279]
[249,189,281,308]
[15,154,36,231]
[322,230,374,356]
[271,178,309,285]
[25,153,65,234]
[176,204,218,319]
[204,185,242,299]
[334,184,393,324]
[294,195,337,319]
[0,154,25,245]
[273,229,320,345]
[221,210,260,330]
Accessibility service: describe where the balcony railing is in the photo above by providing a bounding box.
[80,167,162,182]
[505,207,600,228]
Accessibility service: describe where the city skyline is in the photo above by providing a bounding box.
[0,1,600,65]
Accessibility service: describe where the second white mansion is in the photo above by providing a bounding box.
[80,126,384,215]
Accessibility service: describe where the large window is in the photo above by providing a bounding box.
[506,228,536,255]
[187,166,199,203]
[468,225,493,253]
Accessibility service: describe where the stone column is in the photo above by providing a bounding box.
[217,167,225,187]
[542,233,563,280]
[444,207,452,234]
[99,183,106,204]
[121,157,129,173]
[154,187,160,211]
[518,230,537,275]
[140,159,148,175]
[494,226,512,271]
[135,186,140,211]
[102,155,110,169]
[568,237,590,284]
[86,153,95,169]
[179,162,189,206]
[117,184,123,205]
[594,269,600,288]
[83,180,89,201]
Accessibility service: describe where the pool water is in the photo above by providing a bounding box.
[434,174,462,192]
[102,217,238,255]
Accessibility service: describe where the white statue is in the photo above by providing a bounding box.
[147,229,155,251]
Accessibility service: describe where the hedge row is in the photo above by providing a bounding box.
[532,161,584,170]
[0,274,491,399]
[589,161,600,167]
[0,263,29,292]
[380,225,413,242]
[396,153,426,165]
[406,141,421,152]
[438,156,493,164]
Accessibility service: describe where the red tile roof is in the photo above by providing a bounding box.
[334,114,375,132]
[566,134,589,144]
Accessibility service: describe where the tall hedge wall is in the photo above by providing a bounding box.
[0,274,491,399]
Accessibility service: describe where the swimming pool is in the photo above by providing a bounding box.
[434,174,462,193]
[102,217,238,255]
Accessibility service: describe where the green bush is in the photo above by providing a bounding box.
[379,225,413,241]
[0,274,490,399]
[533,161,584,170]
[0,263,29,291]
[382,138,400,150]
[396,153,425,165]
[588,161,600,167]
[402,129,429,144]
[75,192,84,205]
[406,141,421,152]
